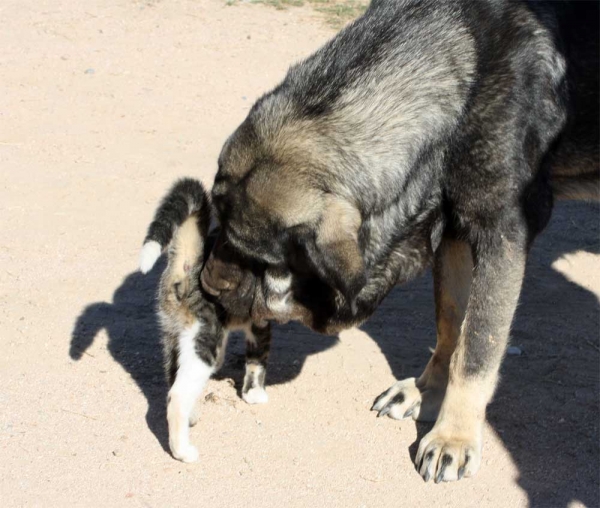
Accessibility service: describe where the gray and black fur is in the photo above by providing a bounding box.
[200,0,598,482]
[140,178,271,463]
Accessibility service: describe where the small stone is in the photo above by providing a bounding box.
[247,35,251,40]
[84,68,95,75]
[112,450,121,457]
[205,392,219,403]
[507,346,522,356]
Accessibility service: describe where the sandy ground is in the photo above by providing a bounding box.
[1,1,598,507]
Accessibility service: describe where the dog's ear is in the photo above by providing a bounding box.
[303,196,366,315]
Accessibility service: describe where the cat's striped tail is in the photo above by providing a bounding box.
[139,178,211,274]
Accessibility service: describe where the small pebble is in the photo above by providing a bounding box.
[205,392,219,403]
[507,346,522,356]
[84,68,95,75]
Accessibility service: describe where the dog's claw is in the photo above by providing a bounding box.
[377,406,391,418]
[435,454,452,483]
[371,393,386,410]
[403,401,420,419]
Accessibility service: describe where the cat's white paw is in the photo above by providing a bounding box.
[242,387,269,405]
[171,443,199,463]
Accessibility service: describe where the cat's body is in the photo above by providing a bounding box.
[139,178,271,462]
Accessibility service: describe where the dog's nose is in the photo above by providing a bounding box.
[200,268,221,296]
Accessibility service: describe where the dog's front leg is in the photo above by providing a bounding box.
[372,238,472,421]
[415,232,526,483]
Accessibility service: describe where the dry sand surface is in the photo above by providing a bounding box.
[1,1,598,507]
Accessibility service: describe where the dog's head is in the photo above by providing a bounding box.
[201,118,366,332]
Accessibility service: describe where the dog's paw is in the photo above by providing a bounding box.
[242,387,269,405]
[139,240,162,274]
[371,377,444,422]
[415,427,482,483]
[372,378,421,419]
[171,443,199,463]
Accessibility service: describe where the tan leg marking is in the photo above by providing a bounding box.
[415,378,492,482]
[372,239,473,421]
[417,238,526,482]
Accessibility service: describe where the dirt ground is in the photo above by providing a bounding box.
[1,1,598,507]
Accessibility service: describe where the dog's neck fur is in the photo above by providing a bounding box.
[250,0,476,218]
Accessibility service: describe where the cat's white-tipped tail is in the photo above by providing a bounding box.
[139,240,162,274]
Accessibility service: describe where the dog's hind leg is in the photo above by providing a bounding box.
[372,238,472,421]
[242,323,271,405]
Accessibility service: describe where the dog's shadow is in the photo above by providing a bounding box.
[69,258,337,453]
[70,202,597,504]
[362,201,599,507]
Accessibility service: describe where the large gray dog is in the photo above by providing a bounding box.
[200,0,599,483]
